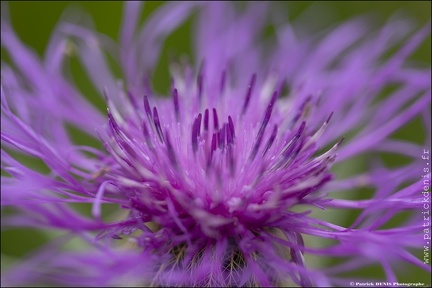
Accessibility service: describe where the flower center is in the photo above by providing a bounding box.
[96,73,341,241]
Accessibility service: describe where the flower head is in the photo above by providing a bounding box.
[1,2,431,287]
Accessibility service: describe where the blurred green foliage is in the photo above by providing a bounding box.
[1,1,430,285]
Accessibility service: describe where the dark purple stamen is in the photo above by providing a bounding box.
[226,121,233,146]
[107,108,120,133]
[204,109,209,131]
[262,91,278,128]
[165,130,178,167]
[273,122,306,169]
[211,132,217,152]
[283,139,304,168]
[213,108,219,131]
[263,124,278,156]
[207,133,217,170]
[249,91,278,161]
[143,95,153,122]
[219,124,226,149]
[142,120,150,138]
[336,137,345,148]
[191,116,201,153]
[250,129,265,162]
[173,89,180,122]
[326,111,334,124]
[153,107,164,143]
[197,61,205,101]
[228,115,235,139]
[122,157,134,168]
[281,122,306,157]
[242,73,256,115]
[196,113,202,137]
[119,137,138,161]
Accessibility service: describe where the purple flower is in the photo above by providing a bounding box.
[1,2,431,287]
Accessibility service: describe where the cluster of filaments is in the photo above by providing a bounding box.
[99,70,342,241]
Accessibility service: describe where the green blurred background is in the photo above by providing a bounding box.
[1,1,431,286]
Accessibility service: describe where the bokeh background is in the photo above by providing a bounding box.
[1,1,431,285]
